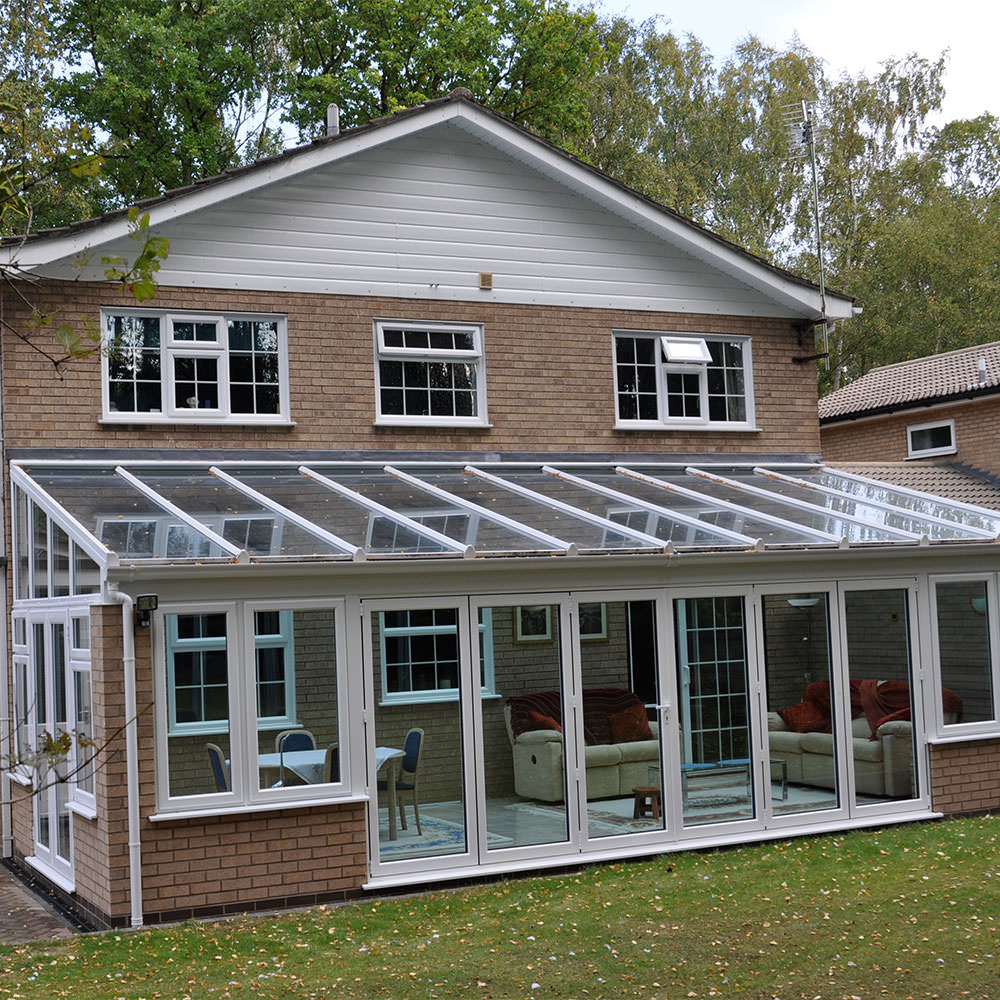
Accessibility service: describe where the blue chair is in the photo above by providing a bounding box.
[206,743,231,792]
[378,728,424,834]
[275,729,315,753]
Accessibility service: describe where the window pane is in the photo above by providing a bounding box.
[935,580,992,724]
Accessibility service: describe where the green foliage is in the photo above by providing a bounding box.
[280,0,605,147]
[102,207,171,301]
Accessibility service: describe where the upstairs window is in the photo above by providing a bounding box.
[907,419,956,459]
[614,332,755,430]
[374,320,488,426]
[102,310,290,424]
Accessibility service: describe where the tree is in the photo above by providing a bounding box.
[279,0,606,147]
[52,0,290,210]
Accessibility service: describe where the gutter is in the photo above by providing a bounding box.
[103,588,144,929]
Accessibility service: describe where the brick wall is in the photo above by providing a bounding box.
[821,396,1000,474]
[2,281,822,457]
[929,740,1000,814]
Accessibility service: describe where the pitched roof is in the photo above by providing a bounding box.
[3,90,852,320]
[827,461,1000,509]
[819,341,1000,422]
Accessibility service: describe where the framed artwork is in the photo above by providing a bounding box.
[579,602,607,641]
[515,605,552,642]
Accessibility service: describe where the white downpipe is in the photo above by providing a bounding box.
[105,589,143,929]
[1,567,10,859]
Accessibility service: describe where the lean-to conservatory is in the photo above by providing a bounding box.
[10,457,1000,927]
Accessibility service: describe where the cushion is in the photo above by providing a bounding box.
[609,702,654,743]
[527,709,562,733]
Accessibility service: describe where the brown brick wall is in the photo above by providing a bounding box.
[820,396,1000,474]
[2,281,822,457]
[929,739,1000,814]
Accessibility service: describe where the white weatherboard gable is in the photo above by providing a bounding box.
[11,99,848,320]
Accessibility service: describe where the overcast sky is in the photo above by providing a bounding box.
[595,0,996,124]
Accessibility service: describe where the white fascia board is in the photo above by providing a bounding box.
[447,106,852,321]
[8,104,475,271]
[11,98,850,320]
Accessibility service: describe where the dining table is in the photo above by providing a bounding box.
[375,745,405,840]
[258,748,328,785]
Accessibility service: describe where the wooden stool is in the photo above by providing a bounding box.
[632,785,661,820]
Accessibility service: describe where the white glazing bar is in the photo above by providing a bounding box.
[753,466,999,540]
[114,466,247,560]
[208,466,365,560]
[814,465,1000,532]
[463,465,666,551]
[299,465,474,557]
[383,465,577,553]
[615,465,844,544]
[10,464,116,569]
[683,466,922,541]
[541,465,752,548]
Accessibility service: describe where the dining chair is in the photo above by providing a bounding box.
[274,729,316,753]
[206,743,231,792]
[378,727,424,835]
[323,743,340,783]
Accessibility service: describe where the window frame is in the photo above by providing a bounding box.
[613,330,756,431]
[100,308,291,425]
[373,319,489,427]
[906,418,956,459]
[154,599,350,814]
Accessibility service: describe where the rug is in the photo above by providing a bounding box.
[378,814,512,861]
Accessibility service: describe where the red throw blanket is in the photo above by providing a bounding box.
[779,680,963,739]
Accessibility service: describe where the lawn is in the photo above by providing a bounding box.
[3,815,999,999]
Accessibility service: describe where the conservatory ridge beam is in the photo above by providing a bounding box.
[464,465,663,552]
[208,466,366,561]
[114,466,248,563]
[684,466,922,542]
[383,465,575,553]
[298,465,474,557]
[614,465,833,545]
[10,463,117,569]
[753,466,999,540]
[817,465,1000,533]
[541,465,753,549]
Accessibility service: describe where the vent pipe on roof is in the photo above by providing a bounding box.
[979,356,987,385]
[326,104,340,137]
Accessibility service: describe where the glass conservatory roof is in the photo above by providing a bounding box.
[12,459,1000,569]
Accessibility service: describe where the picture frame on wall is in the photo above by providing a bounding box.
[579,602,607,641]
[515,605,552,642]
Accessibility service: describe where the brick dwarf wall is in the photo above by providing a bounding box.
[820,396,1000,475]
[1,281,822,457]
[72,605,366,928]
[929,740,1000,815]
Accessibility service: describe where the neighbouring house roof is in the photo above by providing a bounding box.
[828,462,1000,509]
[819,341,1000,423]
[12,457,1000,575]
[1,91,852,323]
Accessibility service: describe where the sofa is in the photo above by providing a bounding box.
[505,688,659,802]
[768,679,962,799]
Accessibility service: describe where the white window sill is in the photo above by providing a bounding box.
[25,856,75,894]
[6,769,33,787]
[68,799,98,821]
[614,421,761,433]
[379,690,502,707]
[373,417,492,429]
[905,448,957,460]
[100,416,296,427]
[149,793,368,823]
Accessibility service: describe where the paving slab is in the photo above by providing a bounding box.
[0,866,78,946]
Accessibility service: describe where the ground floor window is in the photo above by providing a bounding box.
[158,601,346,810]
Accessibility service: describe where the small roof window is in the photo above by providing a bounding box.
[660,336,713,364]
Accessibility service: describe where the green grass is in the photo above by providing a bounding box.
[3,815,1000,999]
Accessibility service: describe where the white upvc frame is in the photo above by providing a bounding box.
[100,308,292,425]
[906,417,956,459]
[373,318,489,427]
[613,330,756,431]
[154,598,350,814]
[925,572,1000,739]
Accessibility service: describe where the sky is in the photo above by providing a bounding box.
[596,0,997,124]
